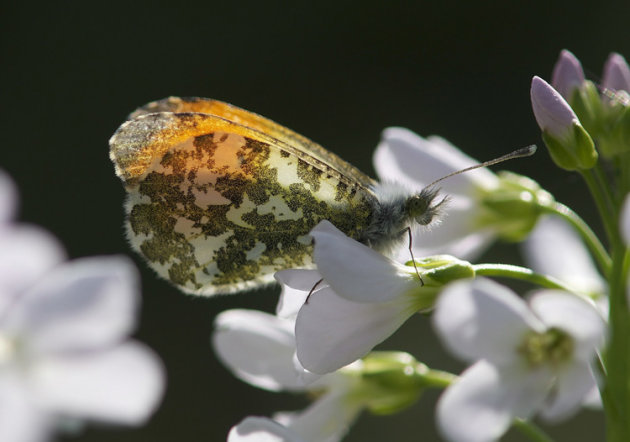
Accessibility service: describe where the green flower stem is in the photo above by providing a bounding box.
[605,242,630,442]
[594,162,619,207]
[513,418,554,442]
[542,201,612,276]
[581,169,617,243]
[417,368,555,442]
[473,264,575,292]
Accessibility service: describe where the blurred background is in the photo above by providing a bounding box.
[3,1,627,440]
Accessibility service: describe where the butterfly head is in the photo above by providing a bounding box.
[404,187,446,226]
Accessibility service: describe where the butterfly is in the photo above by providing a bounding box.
[109,97,444,296]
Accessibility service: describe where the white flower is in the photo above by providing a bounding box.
[289,220,449,374]
[433,279,605,442]
[213,306,364,442]
[0,171,165,441]
[522,215,606,300]
[373,127,501,260]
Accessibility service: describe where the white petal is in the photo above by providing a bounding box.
[311,221,416,303]
[437,360,550,442]
[278,388,362,442]
[433,279,542,364]
[228,416,307,442]
[33,342,165,425]
[274,270,321,319]
[0,225,65,315]
[295,286,419,374]
[6,256,140,354]
[621,194,630,245]
[213,309,312,391]
[0,170,18,222]
[373,127,498,196]
[0,373,52,442]
[523,216,606,296]
[529,291,606,360]
[540,360,596,421]
[582,384,603,409]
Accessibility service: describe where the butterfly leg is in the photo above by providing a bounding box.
[405,227,424,286]
[305,278,324,304]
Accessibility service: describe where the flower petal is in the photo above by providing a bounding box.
[522,215,606,297]
[6,256,139,354]
[437,360,550,442]
[0,373,52,442]
[295,286,418,374]
[540,360,596,421]
[373,128,498,196]
[275,387,361,442]
[529,291,606,360]
[33,342,164,425]
[401,203,496,261]
[531,76,579,139]
[433,279,542,364]
[0,170,18,223]
[551,49,585,100]
[213,309,312,391]
[274,270,321,319]
[602,52,630,94]
[311,221,416,303]
[0,225,65,315]
[228,416,307,442]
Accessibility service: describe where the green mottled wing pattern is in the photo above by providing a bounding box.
[110,99,377,295]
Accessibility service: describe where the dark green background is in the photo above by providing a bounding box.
[3,1,626,441]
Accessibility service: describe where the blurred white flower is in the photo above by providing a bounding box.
[373,127,501,260]
[213,307,364,442]
[522,215,606,300]
[433,279,605,442]
[0,171,165,442]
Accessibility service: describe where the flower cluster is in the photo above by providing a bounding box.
[0,171,165,441]
[216,50,630,442]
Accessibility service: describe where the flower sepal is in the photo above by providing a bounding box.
[357,352,427,415]
[477,172,554,241]
[568,80,606,138]
[540,121,597,170]
[405,255,475,287]
[596,102,630,157]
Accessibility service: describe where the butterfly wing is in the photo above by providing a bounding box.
[110,101,377,295]
[129,97,377,189]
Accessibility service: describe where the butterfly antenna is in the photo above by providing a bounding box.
[425,144,537,189]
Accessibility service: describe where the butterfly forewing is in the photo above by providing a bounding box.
[130,97,377,190]
[110,104,377,295]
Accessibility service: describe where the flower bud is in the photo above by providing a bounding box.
[531,76,597,170]
[359,352,427,415]
[552,50,585,101]
[478,172,554,242]
[602,52,630,97]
